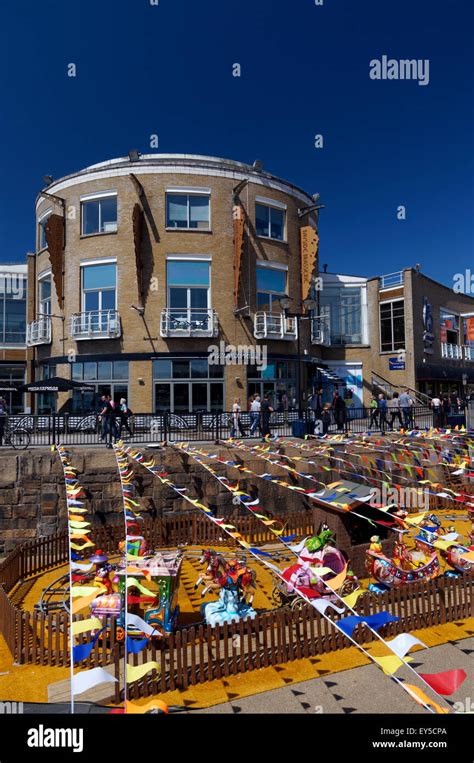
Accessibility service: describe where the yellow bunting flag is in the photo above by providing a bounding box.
[126,661,161,683]
[71,617,103,636]
[372,655,413,676]
[71,585,107,597]
[71,590,103,615]
[324,564,348,592]
[342,589,366,609]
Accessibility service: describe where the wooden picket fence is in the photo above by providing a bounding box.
[112,574,473,703]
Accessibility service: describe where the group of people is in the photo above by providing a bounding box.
[230,394,274,441]
[368,390,415,433]
[99,395,133,448]
[430,391,469,428]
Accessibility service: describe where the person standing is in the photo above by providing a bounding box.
[0,396,8,446]
[249,394,261,436]
[230,397,246,438]
[99,394,116,448]
[118,397,133,438]
[399,388,414,429]
[431,394,443,428]
[260,394,274,441]
[333,391,346,432]
[378,393,388,434]
[388,392,403,430]
[321,402,332,435]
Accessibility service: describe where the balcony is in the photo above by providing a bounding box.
[26,316,52,346]
[379,271,404,289]
[253,312,297,341]
[310,316,331,346]
[160,308,218,338]
[70,310,121,341]
[441,342,462,360]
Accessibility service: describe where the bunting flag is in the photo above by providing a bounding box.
[418,669,467,696]
[56,445,109,713]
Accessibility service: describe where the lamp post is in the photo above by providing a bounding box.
[279,296,317,413]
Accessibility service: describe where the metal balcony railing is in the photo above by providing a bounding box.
[463,345,474,361]
[441,342,462,360]
[160,308,218,338]
[379,271,404,289]
[310,316,331,346]
[253,312,298,340]
[26,316,52,346]
[70,310,121,340]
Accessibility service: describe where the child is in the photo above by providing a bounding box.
[321,403,331,435]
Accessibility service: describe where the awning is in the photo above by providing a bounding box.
[19,377,96,393]
[416,364,474,383]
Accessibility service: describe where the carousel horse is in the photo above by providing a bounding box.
[195,549,257,604]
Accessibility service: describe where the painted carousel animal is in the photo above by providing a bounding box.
[195,549,257,603]
[366,535,440,587]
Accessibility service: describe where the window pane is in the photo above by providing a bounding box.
[155,383,171,412]
[72,363,83,380]
[189,196,210,229]
[169,288,188,309]
[257,293,271,311]
[173,361,190,378]
[82,201,100,235]
[192,383,208,411]
[167,195,188,227]
[256,204,270,237]
[153,359,172,379]
[85,292,99,312]
[83,264,116,290]
[98,362,112,380]
[191,359,208,378]
[190,289,208,309]
[210,383,224,411]
[209,364,224,378]
[100,197,118,232]
[83,362,97,381]
[257,266,286,293]
[39,278,51,301]
[270,207,284,240]
[101,289,116,310]
[112,385,128,407]
[113,361,129,380]
[167,261,210,286]
[173,383,189,412]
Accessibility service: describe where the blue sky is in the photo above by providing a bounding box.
[0,0,472,286]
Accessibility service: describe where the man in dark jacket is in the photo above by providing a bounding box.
[260,395,274,441]
[333,391,346,432]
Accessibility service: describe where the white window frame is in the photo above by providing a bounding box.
[255,198,287,242]
[80,191,118,236]
[38,208,53,251]
[165,188,211,231]
[166,258,212,310]
[37,270,52,316]
[256,262,288,312]
[379,297,406,354]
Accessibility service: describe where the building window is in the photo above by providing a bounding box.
[37,364,57,414]
[38,274,52,315]
[153,358,224,413]
[247,361,297,410]
[82,263,117,314]
[320,285,363,345]
[255,203,285,241]
[38,209,52,250]
[0,274,27,345]
[81,194,117,235]
[440,309,459,345]
[166,193,210,230]
[0,365,25,414]
[167,260,210,327]
[256,264,287,312]
[380,299,405,352]
[71,360,129,414]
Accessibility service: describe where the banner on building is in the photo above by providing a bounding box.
[466,317,474,342]
[233,205,245,307]
[300,226,319,304]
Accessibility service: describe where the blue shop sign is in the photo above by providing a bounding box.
[389,357,405,370]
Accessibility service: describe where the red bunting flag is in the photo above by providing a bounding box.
[418,669,467,696]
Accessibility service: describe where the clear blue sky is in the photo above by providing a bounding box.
[0,0,472,286]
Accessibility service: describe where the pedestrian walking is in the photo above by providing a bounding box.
[261,394,274,440]
[378,393,388,433]
[249,394,261,436]
[230,397,246,438]
[399,388,414,429]
[431,394,443,428]
[388,392,403,430]
[369,395,379,430]
[99,394,116,448]
[0,396,7,446]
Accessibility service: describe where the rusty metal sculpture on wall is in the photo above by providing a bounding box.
[45,213,65,307]
[233,204,245,308]
[132,203,145,307]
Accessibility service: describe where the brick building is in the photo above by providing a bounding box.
[0,263,27,412]
[26,154,323,414]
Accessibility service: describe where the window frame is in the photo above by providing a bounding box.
[165,189,211,232]
[81,261,118,314]
[37,208,53,251]
[166,258,211,310]
[379,298,406,353]
[256,262,288,313]
[37,271,52,316]
[80,192,118,237]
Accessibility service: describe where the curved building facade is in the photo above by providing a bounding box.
[27,154,323,414]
